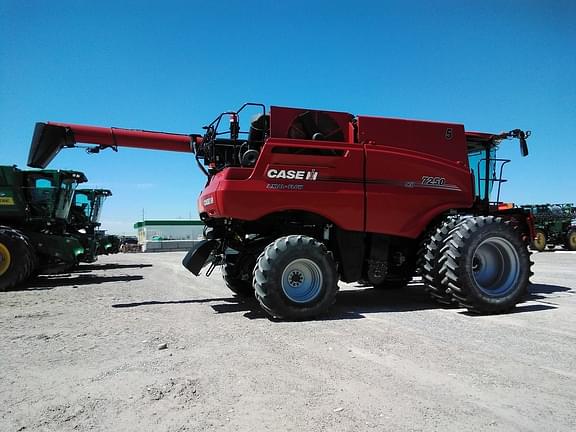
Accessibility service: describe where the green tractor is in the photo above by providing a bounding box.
[96,231,121,255]
[521,203,576,251]
[0,165,87,290]
[68,188,114,262]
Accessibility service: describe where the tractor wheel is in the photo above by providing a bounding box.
[222,253,256,297]
[0,228,35,291]
[531,229,547,252]
[373,277,411,289]
[421,216,466,305]
[254,235,338,320]
[564,229,576,251]
[440,216,531,314]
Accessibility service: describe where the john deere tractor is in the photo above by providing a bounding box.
[96,231,121,255]
[0,165,87,290]
[522,203,576,251]
[68,188,113,263]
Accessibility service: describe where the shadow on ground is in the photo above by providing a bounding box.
[21,274,144,290]
[112,298,235,308]
[72,263,153,272]
[529,283,572,296]
[109,281,570,321]
[110,283,442,320]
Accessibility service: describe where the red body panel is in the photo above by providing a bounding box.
[49,122,193,152]
[200,137,365,232]
[359,116,473,237]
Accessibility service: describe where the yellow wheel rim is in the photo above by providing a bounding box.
[569,232,576,249]
[534,232,546,250]
[0,242,11,276]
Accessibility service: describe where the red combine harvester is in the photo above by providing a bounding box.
[28,103,533,319]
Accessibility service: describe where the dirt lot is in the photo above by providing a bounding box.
[1,250,575,432]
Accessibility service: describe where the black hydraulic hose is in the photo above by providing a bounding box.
[192,140,210,178]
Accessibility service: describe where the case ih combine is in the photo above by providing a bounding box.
[28,104,534,319]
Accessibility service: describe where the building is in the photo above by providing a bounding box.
[133,220,204,252]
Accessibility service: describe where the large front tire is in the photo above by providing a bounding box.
[0,228,35,291]
[440,216,531,314]
[531,229,547,252]
[564,228,576,251]
[254,235,338,320]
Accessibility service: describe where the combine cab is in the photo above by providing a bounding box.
[0,165,87,290]
[28,103,534,319]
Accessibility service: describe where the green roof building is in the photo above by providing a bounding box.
[134,220,204,244]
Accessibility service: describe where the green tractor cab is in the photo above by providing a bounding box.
[68,189,113,262]
[0,165,88,290]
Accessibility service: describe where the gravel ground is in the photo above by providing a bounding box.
[1,250,575,432]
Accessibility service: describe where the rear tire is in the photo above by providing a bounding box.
[254,235,338,320]
[564,228,576,251]
[440,216,531,314]
[531,229,547,252]
[421,216,466,305]
[222,253,256,297]
[0,228,35,291]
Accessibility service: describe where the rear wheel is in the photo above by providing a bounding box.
[531,229,547,252]
[0,228,35,291]
[440,216,531,314]
[421,216,466,304]
[222,253,256,297]
[254,235,338,320]
[564,229,576,251]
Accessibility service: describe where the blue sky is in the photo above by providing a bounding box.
[1,0,575,234]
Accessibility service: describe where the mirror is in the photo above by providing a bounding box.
[520,136,528,156]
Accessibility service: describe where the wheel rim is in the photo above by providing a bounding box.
[281,258,323,303]
[0,242,11,276]
[534,232,546,250]
[472,237,520,297]
[569,232,576,249]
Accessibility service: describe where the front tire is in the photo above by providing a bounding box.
[254,235,338,320]
[440,216,531,314]
[531,229,547,252]
[564,228,576,251]
[0,228,35,291]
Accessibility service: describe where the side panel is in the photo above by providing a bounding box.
[359,116,473,238]
[26,232,84,265]
[199,138,365,232]
[0,166,27,220]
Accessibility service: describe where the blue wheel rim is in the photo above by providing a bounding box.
[472,237,520,297]
[281,258,323,303]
